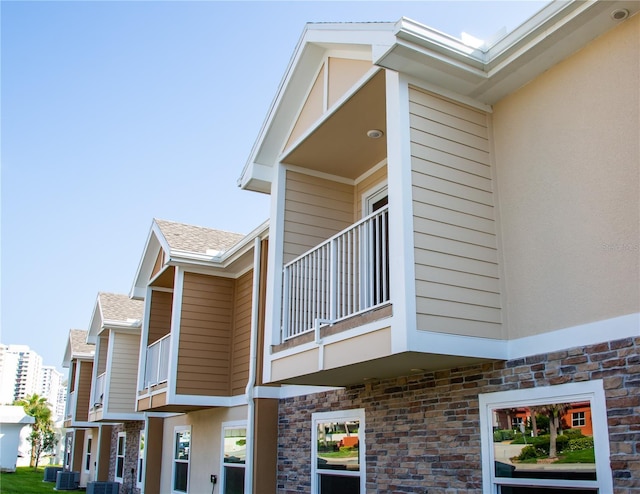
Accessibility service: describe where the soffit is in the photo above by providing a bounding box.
[281,70,387,180]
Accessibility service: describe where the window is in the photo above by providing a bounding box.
[64,434,72,470]
[572,411,586,427]
[115,432,126,483]
[172,426,190,493]
[312,409,365,494]
[137,430,145,489]
[221,422,246,494]
[84,437,92,473]
[479,380,612,494]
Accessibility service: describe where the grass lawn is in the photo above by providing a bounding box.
[555,448,596,464]
[0,466,62,494]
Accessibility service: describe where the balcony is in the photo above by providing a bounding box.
[143,334,170,389]
[93,373,106,408]
[65,390,76,420]
[282,206,389,341]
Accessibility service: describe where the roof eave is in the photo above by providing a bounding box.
[376,0,639,106]
[238,22,396,193]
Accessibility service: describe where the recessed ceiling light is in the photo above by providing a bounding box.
[611,9,629,21]
[366,129,384,139]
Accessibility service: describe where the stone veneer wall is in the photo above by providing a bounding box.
[277,337,639,493]
[109,421,144,494]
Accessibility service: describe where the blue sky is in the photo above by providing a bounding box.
[2,0,547,372]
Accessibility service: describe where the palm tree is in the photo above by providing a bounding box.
[538,403,570,458]
[15,394,55,468]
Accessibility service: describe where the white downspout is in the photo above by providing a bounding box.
[244,237,262,494]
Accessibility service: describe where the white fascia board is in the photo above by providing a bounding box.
[172,394,247,408]
[377,1,639,105]
[101,412,144,422]
[393,17,486,67]
[130,221,168,299]
[102,320,142,331]
[86,298,103,343]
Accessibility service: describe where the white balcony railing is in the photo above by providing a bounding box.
[143,334,171,388]
[65,390,76,419]
[93,372,106,408]
[282,205,389,340]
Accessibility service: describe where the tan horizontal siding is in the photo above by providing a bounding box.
[107,333,140,413]
[231,270,253,395]
[284,171,354,264]
[409,87,488,126]
[410,87,502,339]
[97,336,108,375]
[76,361,93,421]
[176,272,233,396]
[355,165,387,218]
[148,290,173,345]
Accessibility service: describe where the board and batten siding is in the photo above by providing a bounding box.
[107,332,141,413]
[230,270,253,395]
[176,273,234,396]
[148,290,173,346]
[283,170,354,264]
[409,87,502,339]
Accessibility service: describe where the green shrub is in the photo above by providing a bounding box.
[568,436,594,451]
[526,434,570,454]
[563,429,584,439]
[492,429,515,442]
[517,445,546,461]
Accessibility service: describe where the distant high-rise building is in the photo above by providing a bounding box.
[0,344,64,416]
[40,366,66,421]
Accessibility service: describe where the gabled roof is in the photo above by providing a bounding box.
[130,218,268,299]
[62,329,94,368]
[155,219,244,256]
[98,292,144,323]
[238,0,639,193]
[87,293,144,343]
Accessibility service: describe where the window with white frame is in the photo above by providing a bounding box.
[221,422,246,494]
[312,409,365,494]
[172,426,191,493]
[479,380,612,494]
[572,411,586,427]
[115,432,126,483]
[137,430,145,489]
[84,436,92,473]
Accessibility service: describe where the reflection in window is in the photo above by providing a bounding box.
[85,437,92,473]
[223,426,246,494]
[480,381,612,494]
[312,410,364,494]
[115,433,126,482]
[137,430,145,488]
[173,428,190,493]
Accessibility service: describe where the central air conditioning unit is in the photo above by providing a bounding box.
[43,466,63,482]
[55,470,80,490]
[86,481,121,494]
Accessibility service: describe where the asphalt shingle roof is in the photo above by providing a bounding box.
[69,329,94,355]
[155,219,244,255]
[99,293,144,322]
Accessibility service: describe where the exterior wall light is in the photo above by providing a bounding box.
[366,129,384,139]
[611,9,629,20]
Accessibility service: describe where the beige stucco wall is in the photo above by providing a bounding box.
[492,13,639,339]
[159,406,248,494]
